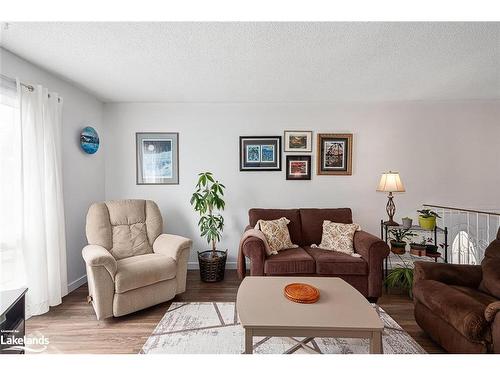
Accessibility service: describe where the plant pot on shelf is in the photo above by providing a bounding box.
[425,244,439,254]
[401,218,413,229]
[198,250,227,282]
[390,240,407,255]
[410,243,426,257]
[419,216,436,230]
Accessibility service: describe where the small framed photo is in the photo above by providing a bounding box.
[136,132,179,184]
[240,136,281,171]
[317,133,353,175]
[286,155,311,180]
[284,130,313,152]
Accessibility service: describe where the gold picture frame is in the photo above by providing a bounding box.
[317,133,353,175]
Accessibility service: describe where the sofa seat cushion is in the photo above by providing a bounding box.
[413,280,492,341]
[305,246,368,275]
[264,247,315,275]
[115,253,176,293]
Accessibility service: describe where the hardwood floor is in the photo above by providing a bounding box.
[26,270,444,354]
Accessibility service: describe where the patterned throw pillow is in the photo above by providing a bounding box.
[314,221,361,256]
[255,217,298,254]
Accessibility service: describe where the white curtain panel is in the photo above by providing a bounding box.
[0,81,68,318]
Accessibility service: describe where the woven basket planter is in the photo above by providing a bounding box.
[198,250,227,283]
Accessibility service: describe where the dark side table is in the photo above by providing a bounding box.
[0,288,28,354]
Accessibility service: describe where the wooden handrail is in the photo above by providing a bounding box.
[423,204,500,217]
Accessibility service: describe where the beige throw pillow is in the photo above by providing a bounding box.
[255,217,298,254]
[313,221,361,257]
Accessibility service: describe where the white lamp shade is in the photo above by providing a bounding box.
[377,172,405,192]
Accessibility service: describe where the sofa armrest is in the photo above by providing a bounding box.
[353,230,390,298]
[354,230,389,261]
[153,234,192,261]
[413,262,482,288]
[82,244,117,277]
[241,236,267,276]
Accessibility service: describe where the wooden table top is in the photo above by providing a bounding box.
[236,277,383,331]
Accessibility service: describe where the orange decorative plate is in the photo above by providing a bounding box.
[284,283,320,304]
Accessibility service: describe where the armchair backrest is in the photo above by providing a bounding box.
[479,228,500,299]
[86,199,163,260]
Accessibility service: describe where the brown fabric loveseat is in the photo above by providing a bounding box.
[413,228,500,353]
[238,208,389,300]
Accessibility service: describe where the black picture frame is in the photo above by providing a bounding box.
[239,136,282,171]
[286,155,312,180]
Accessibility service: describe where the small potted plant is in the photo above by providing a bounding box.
[424,237,439,254]
[401,217,413,229]
[388,228,416,255]
[417,209,441,230]
[410,236,427,256]
[386,265,414,298]
[190,172,227,282]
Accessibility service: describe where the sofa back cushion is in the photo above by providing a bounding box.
[86,199,163,260]
[479,234,500,299]
[299,208,353,246]
[249,209,302,245]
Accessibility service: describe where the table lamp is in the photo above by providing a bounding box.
[377,171,405,226]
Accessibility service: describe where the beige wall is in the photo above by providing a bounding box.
[103,101,500,268]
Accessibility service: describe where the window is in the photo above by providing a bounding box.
[451,231,477,265]
[0,79,25,290]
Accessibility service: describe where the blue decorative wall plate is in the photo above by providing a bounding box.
[80,126,99,154]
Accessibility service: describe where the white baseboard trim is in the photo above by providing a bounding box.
[67,275,87,293]
[188,261,237,270]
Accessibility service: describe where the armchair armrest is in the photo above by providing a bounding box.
[153,234,192,294]
[82,244,117,277]
[353,230,390,298]
[413,262,482,288]
[153,234,192,261]
[485,301,500,323]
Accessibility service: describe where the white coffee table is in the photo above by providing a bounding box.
[236,276,383,354]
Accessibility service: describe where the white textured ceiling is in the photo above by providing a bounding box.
[1,22,499,102]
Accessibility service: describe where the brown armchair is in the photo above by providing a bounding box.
[413,228,500,353]
[239,208,389,300]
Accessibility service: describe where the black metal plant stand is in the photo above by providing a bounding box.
[380,220,448,283]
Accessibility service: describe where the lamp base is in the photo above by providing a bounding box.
[383,219,400,227]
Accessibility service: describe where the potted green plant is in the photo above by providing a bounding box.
[410,236,427,256]
[424,237,439,254]
[417,209,441,230]
[388,228,416,255]
[190,172,227,282]
[401,217,413,229]
[385,265,414,298]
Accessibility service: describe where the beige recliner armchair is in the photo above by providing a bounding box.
[82,199,192,320]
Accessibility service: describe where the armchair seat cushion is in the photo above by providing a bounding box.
[264,247,315,275]
[115,253,177,293]
[413,280,493,341]
[305,246,368,275]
